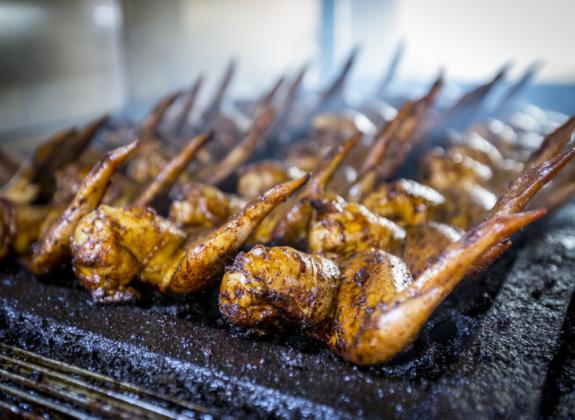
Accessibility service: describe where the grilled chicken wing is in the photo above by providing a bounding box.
[308,194,405,258]
[0,201,63,260]
[29,141,138,275]
[220,110,575,366]
[362,179,445,227]
[169,182,246,230]
[328,210,543,365]
[237,160,302,200]
[220,209,543,365]
[71,175,309,302]
[1,116,108,204]
[270,133,361,246]
[219,245,340,329]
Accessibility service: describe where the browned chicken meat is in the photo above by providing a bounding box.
[219,111,575,366]
[220,210,543,364]
[169,182,246,230]
[3,55,575,372]
[71,175,309,302]
[237,160,304,200]
[220,245,340,329]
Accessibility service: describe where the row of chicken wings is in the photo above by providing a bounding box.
[1,55,574,365]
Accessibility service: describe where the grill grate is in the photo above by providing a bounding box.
[0,343,214,419]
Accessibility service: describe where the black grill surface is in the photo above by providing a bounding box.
[1,203,574,418]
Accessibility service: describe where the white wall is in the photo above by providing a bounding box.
[0,0,125,131]
[122,0,321,108]
[394,0,575,83]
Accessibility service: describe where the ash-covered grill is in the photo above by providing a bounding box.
[1,201,574,418]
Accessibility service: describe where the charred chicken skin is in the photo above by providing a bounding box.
[71,175,309,302]
[219,112,575,365]
[2,57,575,370]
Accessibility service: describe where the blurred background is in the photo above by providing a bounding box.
[0,0,574,145]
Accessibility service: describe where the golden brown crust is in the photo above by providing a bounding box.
[237,161,293,200]
[166,175,309,294]
[169,182,246,229]
[71,175,309,301]
[327,210,544,365]
[327,249,414,364]
[30,141,138,275]
[363,179,445,226]
[403,222,462,278]
[272,133,361,246]
[72,205,186,303]
[308,194,405,258]
[219,245,340,328]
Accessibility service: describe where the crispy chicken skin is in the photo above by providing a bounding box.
[72,205,187,302]
[169,182,246,229]
[347,77,442,202]
[0,201,62,260]
[403,222,462,277]
[3,56,575,369]
[308,194,405,258]
[327,210,544,365]
[237,160,295,200]
[362,179,445,226]
[217,113,575,365]
[421,148,493,191]
[71,175,309,302]
[30,141,138,275]
[219,245,340,328]
[271,133,361,246]
[219,211,543,365]
[167,175,309,294]
[245,134,358,247]
[326,249,413,362]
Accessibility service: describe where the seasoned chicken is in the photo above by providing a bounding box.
[327,210,543,365]
[169,182,246,230]
[362,179,445,227]
[71,175,309,302]
[219,245,340,329]
[348,76,443,202]
[29,141,138,275]
[220,208,543,365]
[220,113,575,366]
[308,194,405,258]
[133,132,213,209]
[237,160,302,200]
[271,133,361,246]
[1,115,108,204]
[3,55,575,371]
[0,200,63,260]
